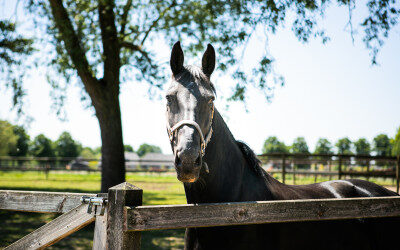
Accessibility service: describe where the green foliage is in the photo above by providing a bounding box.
[354,138,371,166]
[30,134,55,157]
[354,138,371,155]
[392,127,400,157]
[0,120,18,156]
[0,20,35,115]
[80,147,97,159]
[291,137,310,169]
[124,145,134,152]
[54,131,82,157]
[8,125,30,157]
[335,137,353,154]
[136,143,162,157]
[373,133,392,157]
[291,137,309,154]
[314,138,333,155]
[25,0,400,108]
[262,136,289,154]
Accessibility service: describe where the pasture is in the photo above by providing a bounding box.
[0,170,396,249]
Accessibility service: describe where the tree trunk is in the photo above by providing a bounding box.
[96,86,126,192]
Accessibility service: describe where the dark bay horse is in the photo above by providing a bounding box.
[165,41,398,250]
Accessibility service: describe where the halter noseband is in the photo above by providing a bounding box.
[167,103,214,172]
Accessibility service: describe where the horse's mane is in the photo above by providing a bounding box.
[236,141,264,176]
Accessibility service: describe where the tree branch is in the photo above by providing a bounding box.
[120,41,155,68]
[98,0,120,85]
[140,1,176,46]
[119,0,133,37]
[48,0,98,88]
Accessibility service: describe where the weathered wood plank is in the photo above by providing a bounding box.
[0,190,95,213]
[92,193,108,250]
[5,203,95,250]
[106,182,143,250]
[126,196,400,231]
[93,209,108,250]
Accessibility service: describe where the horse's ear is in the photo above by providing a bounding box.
[202,44,215,77]
[170,41,184,76]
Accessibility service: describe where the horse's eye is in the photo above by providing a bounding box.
[166,95,173,104]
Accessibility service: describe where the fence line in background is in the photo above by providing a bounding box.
[1,182,400,249]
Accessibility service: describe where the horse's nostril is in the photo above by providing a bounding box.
[175,156,182,167]
[195,155,201,166]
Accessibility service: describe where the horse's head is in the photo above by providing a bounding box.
[166,41,216,183]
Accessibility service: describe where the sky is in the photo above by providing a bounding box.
[1,2,399,154]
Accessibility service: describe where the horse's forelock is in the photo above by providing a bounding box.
[174,66,216,94]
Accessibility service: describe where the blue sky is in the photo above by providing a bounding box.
[1,2,399,154]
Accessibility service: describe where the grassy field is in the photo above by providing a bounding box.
[0,170,397,249]
[0,171,186,249]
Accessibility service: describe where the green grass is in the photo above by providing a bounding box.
[0,171,396,249]
[0,171,186,249]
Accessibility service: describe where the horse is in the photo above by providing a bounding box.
[165,41,399,250]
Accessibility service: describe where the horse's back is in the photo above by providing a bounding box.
[283,179,398,200]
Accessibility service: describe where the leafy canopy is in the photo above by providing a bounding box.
[335,137,353,154]
[0,20,34,115]
[30,134,55,157]
[54,131,82,157]
[291,137,310,154]
[354,138,371,155]
[314,138,333,155]
[136,143,162,157]
[392,127,400,157]
[24,0,400,110]
[262,136,289,154]
[373,133,392,156]
[0,120,18,156]
[8,125,30,157]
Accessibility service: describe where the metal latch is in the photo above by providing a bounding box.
[81,196,107,215]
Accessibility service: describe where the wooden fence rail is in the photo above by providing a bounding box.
[2,183,400,249]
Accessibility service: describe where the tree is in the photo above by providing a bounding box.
[262,136,289,154]
[291,137,309,154]
[54,131,82,157]
[314,138,333,155]
[0,120,18,156]
[0,20,34,115]
[291,137,310,169]
[392,127,400,158]
[354,138,371,166]
[8,125,30,157]
[25,0,400,191]
[80,147,97,159]
[354,138,371,155]
[124,145,134,152]
[30,134,55,157]
[373,134,392,157]
[335,138,353,155]
[136,143,162,157]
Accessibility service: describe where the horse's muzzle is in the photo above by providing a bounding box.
[174,151,202,183]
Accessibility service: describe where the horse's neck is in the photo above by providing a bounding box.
[184,109,274,204]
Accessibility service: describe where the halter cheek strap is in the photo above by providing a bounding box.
[167,104,214,158]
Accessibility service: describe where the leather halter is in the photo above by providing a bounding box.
[167,103,214,157]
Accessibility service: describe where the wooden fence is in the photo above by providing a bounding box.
[1,182,400,249]
[259,153,400,192]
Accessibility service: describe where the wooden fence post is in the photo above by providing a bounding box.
[282,155,286,184]
[105,182,143,250]
[293,160,296,185]
[338,156,342,180]
[366,159,370,182]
